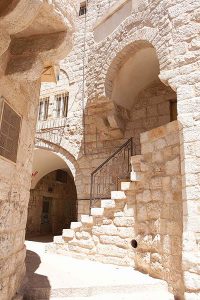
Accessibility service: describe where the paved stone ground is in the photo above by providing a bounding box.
[24,236,174,300]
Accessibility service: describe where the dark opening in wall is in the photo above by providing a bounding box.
[79,1,87,16]
[131,239,138,248]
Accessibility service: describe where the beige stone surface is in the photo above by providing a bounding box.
[20,0,200,299]
[0,1,77,299]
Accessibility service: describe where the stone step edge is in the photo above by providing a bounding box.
[24,282,171,298]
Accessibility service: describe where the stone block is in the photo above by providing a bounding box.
[121,181,136,191]
[70,222,82,231]
[69,238,95,249]
[130,171,142,181]
[81,215,93,226]
[53,235,64,244]
[166,157,180,175]
[97,244,128,258]
[62,229,74,241]
[92,225,118,236]
[117,227,135,238]
[184,271,200,290]
[113,216,134,227]
[101,199,115,209]
[91,207,104,216]
[99,235,128,249]
[111,190,126,200]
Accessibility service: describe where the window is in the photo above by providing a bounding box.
[0,99,21,163]
[55,93,69,118]
[79,1,87,16]
[38,97,49,121]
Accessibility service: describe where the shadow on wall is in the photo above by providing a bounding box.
[23,250,51,300]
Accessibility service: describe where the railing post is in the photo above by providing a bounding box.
[90,173,94,214]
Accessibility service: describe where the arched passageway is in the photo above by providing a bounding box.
[106,41,178,153]
[26,149,77,238]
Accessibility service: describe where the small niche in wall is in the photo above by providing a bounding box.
[0,97,21,163]
[79,1,87,16]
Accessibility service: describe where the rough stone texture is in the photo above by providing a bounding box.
[29,1,200,299]
[0,1,77,299]
[51,121,183,298]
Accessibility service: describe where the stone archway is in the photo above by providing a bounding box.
[26,148,78,238]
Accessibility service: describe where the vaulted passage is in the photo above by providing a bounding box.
[26,149,77,238]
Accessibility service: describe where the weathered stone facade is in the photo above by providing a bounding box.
[0,1,78,299]
[26,0,200,300]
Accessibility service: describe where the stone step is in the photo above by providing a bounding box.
[62,229,75,241]
[111,191,126,200]
[70,222,82,231]
[24,280,174,300]
[54,235,64,244]
[50,291,174,299]
[101,199,115,209]
[121,181,136,191]
[91,207,104,216]
[130,170,142,181]
[81,215,93,226]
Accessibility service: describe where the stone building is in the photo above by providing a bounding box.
[25,0,200,300]
[0,1,78,299]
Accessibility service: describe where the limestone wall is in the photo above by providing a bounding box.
[33,1,200,298]
[135,121,183,297]
[52,120,183,297]
[0,1,77,299]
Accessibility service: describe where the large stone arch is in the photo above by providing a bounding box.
[87,11,175,103]
[34,139,80,179]
[105,40,156,100]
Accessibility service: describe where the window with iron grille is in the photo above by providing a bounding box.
[0,99,21,163]
[79,1,87,16]
[55,93,69,118]
[38,97,49,121]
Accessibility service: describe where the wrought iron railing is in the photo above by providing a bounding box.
[90,138,135,210]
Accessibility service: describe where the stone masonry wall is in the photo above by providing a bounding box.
[27,170,77,237]
[0,79,41,300]
[0,1,77,299]
[135,121,183,298]
[52,120,183,298]
[126,80,177,153]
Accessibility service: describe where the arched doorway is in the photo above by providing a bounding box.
[26,148,77,238]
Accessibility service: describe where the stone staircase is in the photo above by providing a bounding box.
[45,154,174,299]
[49,155,143,267]
[46,121,182,299]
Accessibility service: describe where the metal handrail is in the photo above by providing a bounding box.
[90,138,135,210]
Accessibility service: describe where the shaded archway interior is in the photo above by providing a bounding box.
[109,43,177,153]
[26,149,77,238]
